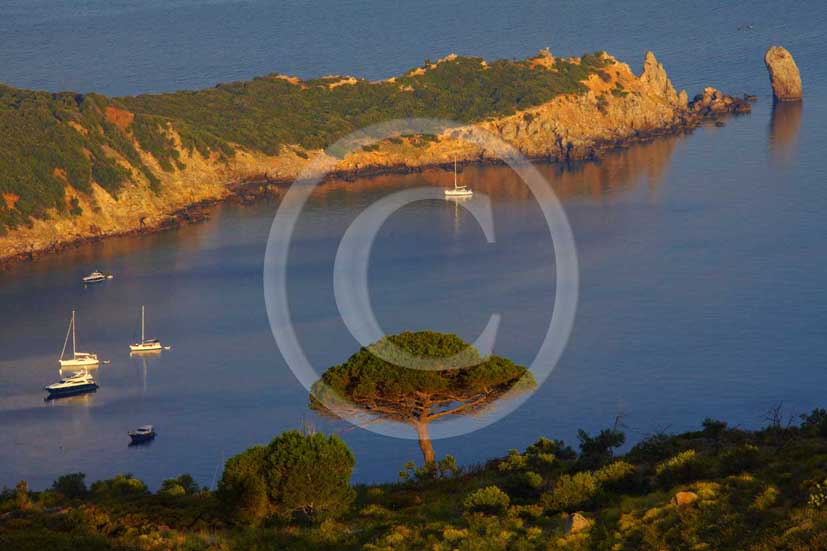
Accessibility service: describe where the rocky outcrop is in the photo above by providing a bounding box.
[640,51,680,105]
[764,46,802,101]
[673,491,699,507]
[690,87,752,116]
[565,512,593,534]
[0,51,751,267]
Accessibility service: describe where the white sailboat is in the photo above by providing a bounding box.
[59,311,100,368]
[444,157,473,198]
[129,305,163,352]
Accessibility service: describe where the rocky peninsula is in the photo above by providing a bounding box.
[0,50,749,266]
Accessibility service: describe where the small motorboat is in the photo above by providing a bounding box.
[83,270,113,284]
[44,370,98,400]
[59,311,100,368]
[128,425,156,445]
[129,306,164,352]
[444,158,473,198]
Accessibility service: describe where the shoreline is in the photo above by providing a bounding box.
[0,114,745,271]
[0,118,724,271]
[0,51,752,269]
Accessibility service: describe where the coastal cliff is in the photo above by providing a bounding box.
[0,51,748,265]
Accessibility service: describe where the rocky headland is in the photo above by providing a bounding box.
[0,50,749,266]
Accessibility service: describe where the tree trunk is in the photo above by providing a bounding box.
[415,422,436,464]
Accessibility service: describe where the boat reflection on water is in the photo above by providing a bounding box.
[445,193,473,236]
[131,349,161,393]
[44,387,96,406]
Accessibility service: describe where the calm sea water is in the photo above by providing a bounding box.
[1,1,826,489]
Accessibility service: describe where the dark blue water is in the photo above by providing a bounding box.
[1,1,826,490]
[1,1,824,98]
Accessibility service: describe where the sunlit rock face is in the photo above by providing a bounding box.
[764,46,803,102]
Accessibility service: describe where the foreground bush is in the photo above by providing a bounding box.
[463,486,510,515]
[51,472,87,499]
[542,471,599,513]
[9,408,827,550]
[655,450,704,487]
[90,474,148,498]
[217,430,355,524]
[159,474,201,496]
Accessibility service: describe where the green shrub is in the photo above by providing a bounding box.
[90,474,148,498]
[594,460,637,492]
[51,473,87,498]
[217,431,355,524]
[809,479,827,509]
[578,428,625,469]
[627,433,678,464]
[463,486,510,515]
[720,444,760,475]
[216,445,271,525]
[498,449,529,472]
[505,470,545,498]
[159,474,201,496]
[359,503,392,518]
[498,438,569,475]
[702,418,728,452]
[655,450,704,487]
[801,409,827,437]
[399,455,460,482]
[542,471,599,513]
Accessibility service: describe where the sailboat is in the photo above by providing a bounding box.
[129,305,163,352]
[444,157,473,198]
[59,310,100,368]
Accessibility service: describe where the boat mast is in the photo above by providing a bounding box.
[454,157,458,189]
[141,305,145,343]
[72,310,77,358]
[59,313,72,361]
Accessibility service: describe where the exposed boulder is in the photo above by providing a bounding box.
[764,46,802,101]
[565,512,594,534]
[690,87,751,116]
[673,491,699,507]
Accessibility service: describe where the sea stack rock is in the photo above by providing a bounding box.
[764,46,802,101]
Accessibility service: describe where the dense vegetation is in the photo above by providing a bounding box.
[0,53,609,233]
[216,431,355,525]
[4,408,827,550]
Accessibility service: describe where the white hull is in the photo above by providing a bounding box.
[129,342,163,352]
[59,355,100,368]
[59,311,98,367]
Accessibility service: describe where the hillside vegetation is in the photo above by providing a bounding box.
[0,53,609,234]
[3,408,827,550]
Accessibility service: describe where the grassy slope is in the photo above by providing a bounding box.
[3,413,827,550]
[0,53,609,234]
